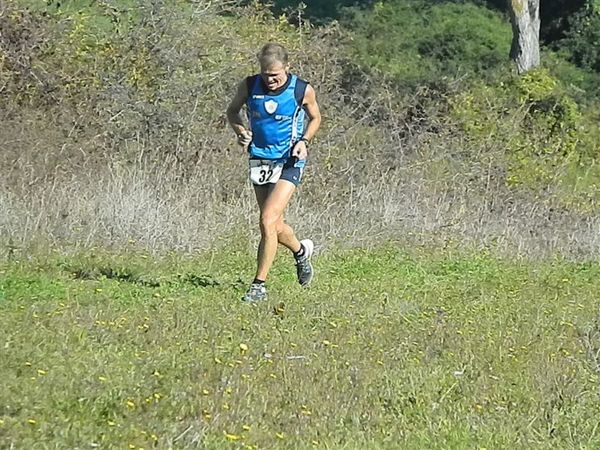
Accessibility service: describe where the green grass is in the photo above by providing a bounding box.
[1,246,600,449]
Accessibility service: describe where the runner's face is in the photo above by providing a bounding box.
[260,61,288,91]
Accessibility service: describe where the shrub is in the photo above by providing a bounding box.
[562,1,600,72]
[449,67,600,210]
[344,0,511,86]
[263,0,374,20]
[543,50,600,104]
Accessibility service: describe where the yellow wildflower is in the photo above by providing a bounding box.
[225,433,241,441]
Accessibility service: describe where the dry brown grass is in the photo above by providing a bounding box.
[1,0,599,259]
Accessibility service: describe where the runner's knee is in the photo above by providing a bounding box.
[260,210,281,233]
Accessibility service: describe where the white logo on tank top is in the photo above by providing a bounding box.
[264,100,278,114]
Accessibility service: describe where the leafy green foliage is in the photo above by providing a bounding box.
[543,51,600,103]
[539,0,587,44]
[449,67,600,210]
[339,0,599,212]
[263,0,373,20]
[563,2,600,72]
[345,0,511,85]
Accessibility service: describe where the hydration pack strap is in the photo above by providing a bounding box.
[294,78,308,106]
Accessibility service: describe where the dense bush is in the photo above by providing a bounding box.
[344,0,511,86]
[449,67,600,210]
[261,0,373,20]
[563,1,600,72]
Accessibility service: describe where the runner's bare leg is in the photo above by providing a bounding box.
[253,180,301,281]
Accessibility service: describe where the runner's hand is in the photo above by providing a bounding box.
[292,140,308,160]
[237,130,253,147]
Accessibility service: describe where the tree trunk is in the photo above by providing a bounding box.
[508,0,541,74]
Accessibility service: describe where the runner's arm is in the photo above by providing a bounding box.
[301,85,321,142]
[226,80,250,137]
[292,84,321,159]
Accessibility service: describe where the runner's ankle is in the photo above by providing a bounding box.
[293,244,305,259]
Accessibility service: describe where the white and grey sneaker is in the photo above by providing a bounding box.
[295,239,314,287]
[243,283,267,303]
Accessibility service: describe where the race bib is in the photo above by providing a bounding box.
[249,160,284,185]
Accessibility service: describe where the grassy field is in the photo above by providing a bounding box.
[1,245,600,449]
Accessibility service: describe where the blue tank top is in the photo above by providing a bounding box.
[246,74,308,161]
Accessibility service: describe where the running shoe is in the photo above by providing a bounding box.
[243,283,267,302]
[295,239,315,287]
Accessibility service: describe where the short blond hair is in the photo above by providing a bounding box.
[258,43,289,66]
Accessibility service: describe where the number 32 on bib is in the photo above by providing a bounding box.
[249,160,284,185]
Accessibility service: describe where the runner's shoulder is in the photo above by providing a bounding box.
[245,74,261,92]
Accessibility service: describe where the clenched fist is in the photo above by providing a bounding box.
[237,130,253,147]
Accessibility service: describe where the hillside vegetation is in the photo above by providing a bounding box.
[2,2,600,448]
[1,0,600,257]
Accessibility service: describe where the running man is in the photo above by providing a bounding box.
[226,43,322,302]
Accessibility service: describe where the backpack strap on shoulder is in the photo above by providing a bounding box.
[294,77,309,106]
[246,75,261,95]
